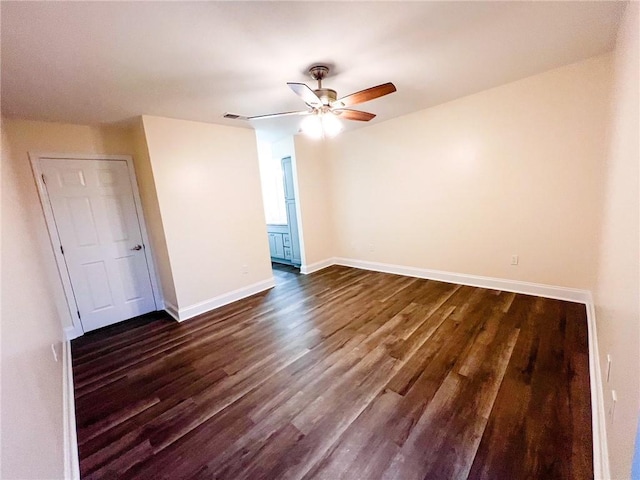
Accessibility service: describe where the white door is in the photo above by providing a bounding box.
[41,159,156,332]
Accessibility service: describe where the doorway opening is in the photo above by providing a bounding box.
[257,139,303,278]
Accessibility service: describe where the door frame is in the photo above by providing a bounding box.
[30,152,164,340]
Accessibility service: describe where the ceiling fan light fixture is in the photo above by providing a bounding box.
[301,111,343,139]
[301,114,324,139]
[322,112,343,138]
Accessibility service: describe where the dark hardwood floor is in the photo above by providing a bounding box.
[271,262,301,285]
[71,265,593,480]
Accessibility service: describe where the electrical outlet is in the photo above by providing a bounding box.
[368,243,374,252]
[606,354,612,383]
[511,255,519,266]
[241,264,249,275]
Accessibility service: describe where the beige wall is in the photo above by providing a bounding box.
[594,2,640,478]
[1,118,134,478]
[255,136,273,226]
[140,116,273,310]
[131,118,178,307]
[328,54,612,290]
[293,135,336,267]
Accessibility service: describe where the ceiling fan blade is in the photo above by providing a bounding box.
[333,109,376,121]
[249,110,311,121]
[332,82,396,108]
[288,82,323,107]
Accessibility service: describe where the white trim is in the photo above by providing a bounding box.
[63,324,83,342]
[63,341,80,480]
[30,154,85,337]
[585,297,610,480]
[173,278,276,322]
[123,155,164,311]
[164,300,180,322]
[287,150,308,269]
[29,153,164,338]
[333,257,591,303]
[300,258,335,275]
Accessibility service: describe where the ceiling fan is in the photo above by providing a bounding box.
[224,64,396,134]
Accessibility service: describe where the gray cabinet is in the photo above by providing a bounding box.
[268,232,285,258]
[267,224,295,264]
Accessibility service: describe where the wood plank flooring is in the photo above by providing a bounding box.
[72,266,593,479]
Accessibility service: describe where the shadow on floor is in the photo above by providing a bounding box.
[272,262,300,286]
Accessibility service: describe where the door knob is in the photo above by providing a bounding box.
[131,244,142,251]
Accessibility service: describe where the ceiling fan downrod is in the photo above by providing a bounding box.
[309,65,329,89]
[308,65,337,106]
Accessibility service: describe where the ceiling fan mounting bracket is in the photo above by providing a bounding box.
[309,64,330,90]
[308,65,330,81]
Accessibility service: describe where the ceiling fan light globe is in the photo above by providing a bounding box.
[301,115,323,139]
[322,113,343,138]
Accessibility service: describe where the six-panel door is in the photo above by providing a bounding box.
[41,159,156,332]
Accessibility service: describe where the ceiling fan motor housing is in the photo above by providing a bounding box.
[315,88,337,106]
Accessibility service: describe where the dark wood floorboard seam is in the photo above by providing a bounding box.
[72,266,593,480]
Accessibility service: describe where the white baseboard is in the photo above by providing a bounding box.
[300,258,335,275]
[333,257,591,303]
[585,297,610,480]
[163,300,180,322]
[63,324,83,341]
[172,277,276,322]
[63,341,80,480]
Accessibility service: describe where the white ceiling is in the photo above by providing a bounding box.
[1,1,626,141]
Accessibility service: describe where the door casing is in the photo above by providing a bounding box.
[30,153,163,340]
